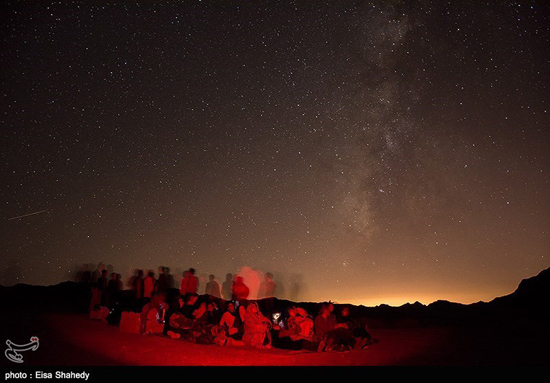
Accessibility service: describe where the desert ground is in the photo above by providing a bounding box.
[2,309,548,367]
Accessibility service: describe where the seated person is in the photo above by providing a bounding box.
[190,302,217,344]
[336,306,375,350]
[181,293,199,319]
[215,302,245,346]
[242,302,272,348]
[314,304,353,352]
[219,302,240,338]
[314,305,336,340]
[287,307,314,341]
[140,293,166,334]
[166,295,196,340]
[207,302,222,325]
[272,306,315,349]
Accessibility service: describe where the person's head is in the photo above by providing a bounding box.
[183,270,189,277]
[248,302,259,314]
[227,302,235,313]
[98,262,105,271]
[111,272,117,280]
[137,269,143,277]
[235,276,244,284]
[209,274,215,281]
[328,302,334,313]
[101,269,108,277]
[189,268,196,275]
[158,266,165,274]
[148,270,155,278]
[320,305,330,318]
[225,273,232,282]
[341,306,350,317]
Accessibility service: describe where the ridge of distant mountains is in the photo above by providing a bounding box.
[1,267,549,328]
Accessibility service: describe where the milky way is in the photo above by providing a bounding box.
[1,1,549,306]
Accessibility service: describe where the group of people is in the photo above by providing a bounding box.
[89,263,376,352]
[154,293,374,352]
[89,267,123,311]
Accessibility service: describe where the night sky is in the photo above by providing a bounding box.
[1,1,549,306]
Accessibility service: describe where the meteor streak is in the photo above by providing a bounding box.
[7,210,48,221]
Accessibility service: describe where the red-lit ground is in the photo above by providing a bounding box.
[5,311,548,366]
[20,313,450,366]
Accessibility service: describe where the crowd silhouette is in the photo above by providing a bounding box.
[87,263,376,352]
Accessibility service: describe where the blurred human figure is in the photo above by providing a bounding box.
[90,268,108,311]
[156,266,169,294]
[107,273,120,309]
[222,273,233,301]
[243,302,272,348]
[132,269,144,304]
[180,270,189,296]
[164,267,175,289]
[91,262,105,284]
[181,268,199,298]
[232,276,250,303]
[144,270,155,303]
[258,272,277,298]
[76,264,92,284]
[97,269,108,306]
[205,274,221,298]
[258,272,277,314]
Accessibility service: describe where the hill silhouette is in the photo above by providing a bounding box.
[1,267,549,366]
[1,267,549,328]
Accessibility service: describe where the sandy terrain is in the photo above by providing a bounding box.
[3,311,547,367]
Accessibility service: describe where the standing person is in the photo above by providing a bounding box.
[96,269,108,307]
[180,270,189,296]
[143,270,155,303]
[91,262,105,284]
[89,264,105,311]
[258,272,277,298]
[205,274,221,298]
[156,266,169,294]
[222,273,233,301]
[132,269,144,308]
[232,276,250,303]
[107,272,120,309]
[184,268,199,297]
[258,272,277,314]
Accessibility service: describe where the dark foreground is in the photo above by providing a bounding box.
[2,309,549,366]
[1,267,549,366]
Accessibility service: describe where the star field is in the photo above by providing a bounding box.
[1,1,549,306]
